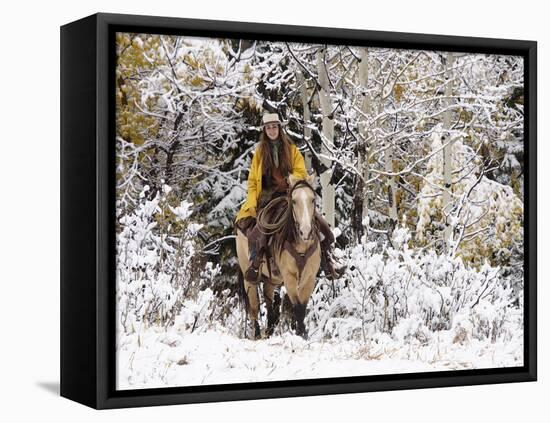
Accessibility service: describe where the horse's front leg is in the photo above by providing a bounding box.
[264,282,281,337]
[293,302,307,339]
[295,274,318,339]
[285,265,319,339]
[281,272,309,339]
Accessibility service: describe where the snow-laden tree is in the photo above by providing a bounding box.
[114,33,525,352]
[416,126,523,267]
[116,35,260,223]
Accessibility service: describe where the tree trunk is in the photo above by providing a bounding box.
[297,70,313,173]
[442,52,455,250]
[354,47,372,242]
[379,63,398,232]
[316,47,336,229]
[385,143,398,226]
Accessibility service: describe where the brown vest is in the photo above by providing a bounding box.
[270,165,288,193]
[260,165,288,208]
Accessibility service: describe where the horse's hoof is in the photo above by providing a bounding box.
[254,321,261,339]
[296,329,308,340]
[266,325,275,337]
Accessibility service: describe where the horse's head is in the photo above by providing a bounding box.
[288,173,317,242]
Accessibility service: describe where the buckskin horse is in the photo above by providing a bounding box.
[235,173,321,339]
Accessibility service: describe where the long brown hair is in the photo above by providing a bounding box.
[258,127,293,178]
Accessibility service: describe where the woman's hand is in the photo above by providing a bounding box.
[273,177,289,193]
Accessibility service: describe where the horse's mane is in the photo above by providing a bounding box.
[257,179,319,257]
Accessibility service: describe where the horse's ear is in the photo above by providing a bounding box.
[307,172,317,189]
[288,174,298,187]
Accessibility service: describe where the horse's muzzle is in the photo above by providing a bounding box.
[299,228,314,241]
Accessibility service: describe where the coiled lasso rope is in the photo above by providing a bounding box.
[256,196,291,236]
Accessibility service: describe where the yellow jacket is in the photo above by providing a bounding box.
[235,143,308,222]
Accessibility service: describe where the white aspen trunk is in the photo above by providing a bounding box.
[358,48,371,225]
[442,52,455,249]
[317,47,335,229]
[297,70,312,172]
[385,143,398,224]
[379,68,398,226]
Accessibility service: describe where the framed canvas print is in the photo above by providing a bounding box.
[60,12,537,409]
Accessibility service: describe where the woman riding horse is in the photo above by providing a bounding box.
[234,112,338,282]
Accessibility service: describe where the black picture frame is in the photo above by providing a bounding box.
[60,12,537,409]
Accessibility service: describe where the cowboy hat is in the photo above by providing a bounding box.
[262,112,281,125]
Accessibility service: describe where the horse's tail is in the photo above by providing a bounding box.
[237,267,249,310]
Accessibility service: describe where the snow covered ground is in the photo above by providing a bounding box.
[115,218,525,390]
[116,322,523,390]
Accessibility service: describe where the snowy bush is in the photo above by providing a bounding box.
[306,226,522,346]
[116,185,205,333]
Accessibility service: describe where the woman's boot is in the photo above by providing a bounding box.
[245,226,267,282]
[314,211,343,279]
